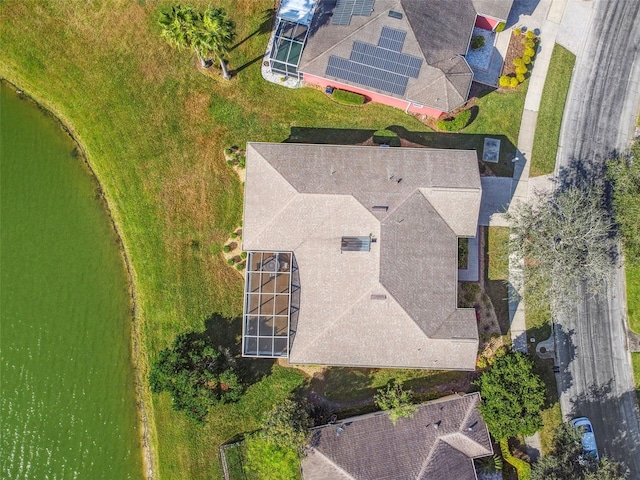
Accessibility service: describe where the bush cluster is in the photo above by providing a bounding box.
[225,145,246,168]
[471,34,486,50]
[500,30,539,89]
[332,89,366,105]
[437,108,471,132]
[500,438,531,480]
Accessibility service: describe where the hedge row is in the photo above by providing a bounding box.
[437,109,471,132]
[500,438,531,480]
[332,89,366,105]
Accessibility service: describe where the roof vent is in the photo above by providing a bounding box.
[371,294,387,300]
[388,10,403,19]
[372,205,388,212]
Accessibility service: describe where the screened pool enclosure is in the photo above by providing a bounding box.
[269,0,316,79]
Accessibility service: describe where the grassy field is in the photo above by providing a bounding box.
[0,1,528,478]
[488,227,510,280]
[633,353,640,402]
[627,263,640,333]
[530,44,575,177]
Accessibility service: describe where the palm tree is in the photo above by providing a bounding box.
[158,4,198,52]
[198,7,236,80]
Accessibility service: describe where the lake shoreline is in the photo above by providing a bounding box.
[1,77,156,480]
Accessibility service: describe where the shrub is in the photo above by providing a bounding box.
[525,39,536,49]
[223,245,231,253]
[230,232,238,239]
[495,22,506,33]
[374,380,418,424]
[224,148,232,155]
[513,57,524,67]
[522,55,532,65]
[227,258,234,265]
[500,439,531,480]
[510,77,520,88]
[471,35,486,50]
[477,357,488,369]
[332,89,365,105]
[526,30,536,39]
[514,28,522,36]
[499,75,511,87]
[226,160,233,166]
[524,47,536,58]
[516,73,525,83]
[236,263,244,270]
[515,65,528,75]
[437,109,471,132]
[241,251,247,259]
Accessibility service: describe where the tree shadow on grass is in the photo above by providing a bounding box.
[202,313,275,386]
[229,8,275,52]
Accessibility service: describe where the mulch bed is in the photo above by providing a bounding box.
[502,32,535,77]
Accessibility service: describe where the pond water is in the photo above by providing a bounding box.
[0,82,143,479]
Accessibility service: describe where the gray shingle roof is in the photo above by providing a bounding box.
[301,393,493,480]
[299,0,513,113]
[243,143,481,369]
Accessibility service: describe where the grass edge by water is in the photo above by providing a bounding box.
[0,74,158,479]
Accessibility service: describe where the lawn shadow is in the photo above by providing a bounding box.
[310,367,374,403]
[202,313,275,386]
[286,126,375,145]
[230,54,264,76]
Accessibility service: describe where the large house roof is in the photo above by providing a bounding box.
[299,0,513,113]
[302,393,493,480]
[242,143,481,369]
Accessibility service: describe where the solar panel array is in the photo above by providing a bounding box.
[378,27,406,52]
[331,0,374,25]
[325,28,423,96]
[341,236,372,252]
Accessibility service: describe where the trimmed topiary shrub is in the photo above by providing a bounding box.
[500,439,531,480]
[510,77,519,88]
[515,65,528,75]
[227,258,234,266]
[524,47,536,58]
[471,35,486,50]
[499,75,511,87]
[513,28,522,36]
[522,55,532,65]
[437,109,472,132]
[513,57,524,68]
[332,89,365,105]
[236,263,244,271]
[525,39,536,49]
[241,252,247,259]
[495,22,506,33]
[516,73,525,83]
[526,30,536,39]
[223,245,231,253]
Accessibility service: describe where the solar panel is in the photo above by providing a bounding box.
[331,0,374,25]
[378,27,406,52]
[341,236,372,252]
[350,41,422,77]
[388,10,403,19]
[327,56,409,96]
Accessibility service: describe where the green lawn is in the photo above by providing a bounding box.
[0,1,528,477]
[530,44,575,177]
[627,263,640,333]
[488,227,510,280]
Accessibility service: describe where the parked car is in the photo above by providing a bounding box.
[570,417,600,461]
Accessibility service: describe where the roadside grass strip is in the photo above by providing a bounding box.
[627,263,640,333]
[530,44,576,177]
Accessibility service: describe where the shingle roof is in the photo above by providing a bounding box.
[243,143,481,369]
[299,0,513,112]
[301,393,493,480]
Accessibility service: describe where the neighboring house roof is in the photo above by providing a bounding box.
[298,0,513,113]
[302,393,493,480]
[243,143,481,369]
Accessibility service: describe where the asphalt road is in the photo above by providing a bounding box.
[554,0,640,476]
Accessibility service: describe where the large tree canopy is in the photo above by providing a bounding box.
[374,380,418,425]
[531,423,627,480]
[506,186,615,312]
[149,331,242,422]
[475,351,546,440]
[607,140,640,265]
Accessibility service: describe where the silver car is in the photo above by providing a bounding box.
[571,417,600,461]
